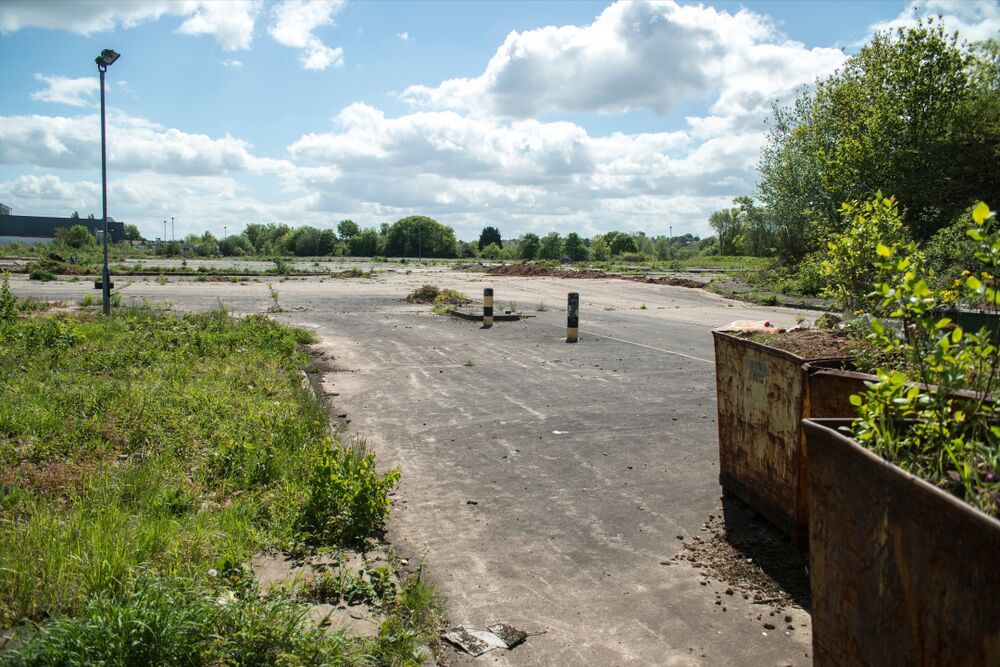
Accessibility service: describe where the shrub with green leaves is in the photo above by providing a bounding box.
[821,194,917,313]
[297,443,399,545]
[849,201,999,516]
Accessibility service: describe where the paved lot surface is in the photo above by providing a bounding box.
[10,268,815,666]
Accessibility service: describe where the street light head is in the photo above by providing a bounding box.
[95,49,120,68]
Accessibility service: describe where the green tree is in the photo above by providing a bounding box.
[590,234,610,261]
[478,226,503,250]
[349,228,382,257]
[318,229,337,256]
[480,242,502,259]
[382,216,456,257]
[733,196,772,256]
[337,219,360,241]
[123,224,142,241]
[539,232,563,260]
[292,227,321,257]
[759,21,1000,261]
[519,233,540,260]
[603,231,638,256]
[564,233,588,262]
[220,234,253,256]
[709,209,743,256]
[60,224,97,249]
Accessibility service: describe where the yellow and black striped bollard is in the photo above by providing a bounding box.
[483,287,494,328]
[567,292,579,343]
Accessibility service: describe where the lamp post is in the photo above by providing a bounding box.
[163,219,167,244]
[171,216,174,242]
[96,48,120,315]
[223,226,227,241]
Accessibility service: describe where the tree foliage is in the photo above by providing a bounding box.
[382,216,457,258]
[478,226,502,250]
[564,233,588,262]
[519,233,540,260]
[759,21,1000,263]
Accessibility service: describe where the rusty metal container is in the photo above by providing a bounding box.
[712,331,854,543]
[803,419,1000,666]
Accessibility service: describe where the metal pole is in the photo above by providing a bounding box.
[418,225,422,261]
[567,292,579,343]
[171,216,174,242]
[483,287,493,328]
[163,219,167,243]
[223,226,227,241]
[669,225,672,261]
[99,65,111,315]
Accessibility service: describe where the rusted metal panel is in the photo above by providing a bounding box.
[712,331,849,543]
[803,419,1000,667]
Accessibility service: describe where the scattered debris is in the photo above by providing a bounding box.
[442,622,529,656]
[487,622,528,649]
[670,503,810,614]
[715,320,781,334]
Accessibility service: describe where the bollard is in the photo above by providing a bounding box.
[567,292,579,343]
[483,287,494,328]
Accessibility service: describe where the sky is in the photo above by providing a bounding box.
[0,1,997,242]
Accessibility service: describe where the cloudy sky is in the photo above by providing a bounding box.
[0,0,997,241]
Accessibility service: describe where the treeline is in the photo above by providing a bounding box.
[155,216,460,258]
[472,226,707,262]
[703,20,999,287]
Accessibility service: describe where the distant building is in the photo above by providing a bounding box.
[0,213,125,245]
[0,203,10,216]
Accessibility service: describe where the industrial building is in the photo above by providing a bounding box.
[0,205,125,244]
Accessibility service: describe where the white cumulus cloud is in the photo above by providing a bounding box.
[400,0,845,121]
[865,0,1000,44]
[0,1,261,50]
[31,74,99,107]
[0,113,292,176]
[269,0,346,70]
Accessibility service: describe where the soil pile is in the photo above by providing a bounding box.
[484,263,706,288]
[747,329,848,359]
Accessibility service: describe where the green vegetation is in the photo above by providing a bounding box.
[847,202,999,517]
[0,305,431,663]
[404,284,470,306]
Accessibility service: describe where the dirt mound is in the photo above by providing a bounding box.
[747,329,848,359]
[484,263,706,288]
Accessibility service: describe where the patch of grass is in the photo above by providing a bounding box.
[0,306,417,664]
[431,304,449,316]
[639,303,647,310]
[28,270,55,282]
[463,359,474,367]
[3,576,352,666]
[405,284,470,305]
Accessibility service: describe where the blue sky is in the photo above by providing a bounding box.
[0,0,997,242]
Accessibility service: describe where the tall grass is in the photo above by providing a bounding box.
[0,305,423,664]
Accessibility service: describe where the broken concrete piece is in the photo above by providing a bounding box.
[442,626,509,656]
[487,622,527,649]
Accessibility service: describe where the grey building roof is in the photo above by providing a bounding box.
[0,215,125,243]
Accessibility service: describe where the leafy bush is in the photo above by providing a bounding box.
[849,201,999,516]
[404,284,469,305]
[821,194,916,313]
[28,269,55,282]
[0,274,15,323]
[296,442,399,545]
